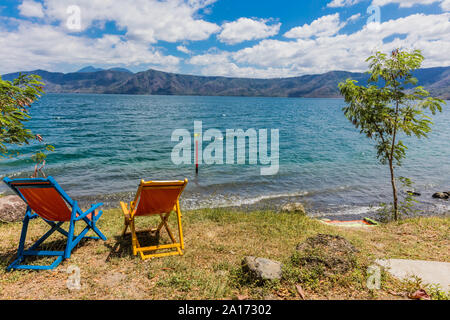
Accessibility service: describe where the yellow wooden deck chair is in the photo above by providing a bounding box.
[120,179,188,260]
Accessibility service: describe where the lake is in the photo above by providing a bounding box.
[1,94,449,219]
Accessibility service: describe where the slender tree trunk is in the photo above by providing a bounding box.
[390,96,400,221]
[389,158,398,220]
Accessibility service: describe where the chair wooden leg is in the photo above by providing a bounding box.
[160,213,175,242]
[7,211,31,271]
[156,213,167,233]
[130,218,138,256]
[122,216,129,237]
[121,224,128,237]
[176,201,185,250]
[159,211,183,256]
[120,202,131,237]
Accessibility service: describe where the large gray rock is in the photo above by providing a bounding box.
[242,256,283,281]
[0,195,27,223]
[281,202,306,215]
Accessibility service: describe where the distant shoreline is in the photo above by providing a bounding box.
[2,177,449,221]
[3,66,450,99]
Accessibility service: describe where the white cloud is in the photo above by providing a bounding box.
[188,13,450,78]
[372,0,440,7]
[327,0,362,8]
[189,51,292,78]
[18,0,44,18]
[0,0,221,73]
[3,1,450,78]
[348,13,362,22]
[177,45,191,54]
[0,21,180,73]
[217,18,281,45]
[42,0,220,43]
[284,14,346,39]
[327,0,450,9]
[442,0,450,10]
[189,52,230,66]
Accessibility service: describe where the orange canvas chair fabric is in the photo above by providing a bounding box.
[120,179,188,260]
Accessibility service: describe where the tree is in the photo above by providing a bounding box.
[0,73,54,176]
[339,49,445,221]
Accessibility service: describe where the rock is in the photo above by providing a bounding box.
[294,234,359,275]
[242,256,283,281]
[281,202,306,215]
[0,195,27,223]
[432,192,449,200]
[406,191,421,197]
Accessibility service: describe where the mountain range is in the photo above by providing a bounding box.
[2,66,449,99]
[76,66,133,73]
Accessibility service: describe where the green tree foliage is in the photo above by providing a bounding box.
[0,74,54,175]
[339,49,446,221]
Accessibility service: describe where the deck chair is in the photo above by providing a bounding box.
[120,179,188,260]
[3,176,107,271]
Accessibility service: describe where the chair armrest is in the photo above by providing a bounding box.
[75,203,103,221]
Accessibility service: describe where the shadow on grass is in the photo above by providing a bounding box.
[0,237,100,270]
[0,249,19,270]
[104,230,161,261]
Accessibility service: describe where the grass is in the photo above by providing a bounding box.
[0,207,448,300]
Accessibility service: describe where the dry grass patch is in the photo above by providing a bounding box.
[0,208,448,300]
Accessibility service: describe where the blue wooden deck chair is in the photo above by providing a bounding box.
[3,176,107,271]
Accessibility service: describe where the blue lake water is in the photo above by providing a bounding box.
[1,94,449,219]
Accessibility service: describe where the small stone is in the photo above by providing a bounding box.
[0,195,27,223]
[242,256,283,281]
[432,192,449,200]
[406,191,421,197]
[281,203,306,215]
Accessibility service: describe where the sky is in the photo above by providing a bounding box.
[0,0,449,78]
